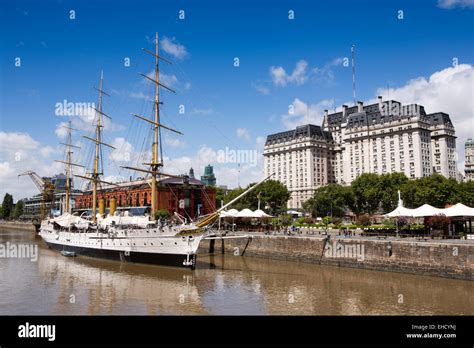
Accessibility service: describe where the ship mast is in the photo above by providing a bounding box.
[121,32,183,221]
[55,121,83,214]
[92,72,104,222]
[151,31,161,220]
[75,72,116,224]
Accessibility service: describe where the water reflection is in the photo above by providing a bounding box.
[1,230,473,315]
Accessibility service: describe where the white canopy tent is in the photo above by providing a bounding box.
[252,209,273,218]
[219,208,273,218]
[236,208,255,218]
[410,204,445,217]
[443,203,474,217]
[385,206,416,218]
[220,209,239,218]
[385,203,474,218]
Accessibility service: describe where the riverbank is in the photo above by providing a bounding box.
[0,221,36,232]
[198,234,474,281]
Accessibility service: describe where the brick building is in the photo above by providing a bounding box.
[75,177,216,219]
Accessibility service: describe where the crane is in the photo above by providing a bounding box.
[18,170,56,219]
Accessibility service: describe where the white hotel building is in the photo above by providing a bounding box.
[264,97,457,209]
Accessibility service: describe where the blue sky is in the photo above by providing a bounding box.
[1,0,473,198]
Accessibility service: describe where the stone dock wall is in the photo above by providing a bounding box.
[0,221,37,232]
[198,235,473,281]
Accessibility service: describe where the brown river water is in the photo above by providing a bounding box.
[0,229,472,315]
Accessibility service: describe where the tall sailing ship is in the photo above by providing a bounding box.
[39,33,271,269]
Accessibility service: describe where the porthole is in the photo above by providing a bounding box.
[174,242,177,245]
[160,242,163,245]
[151,243,153,246]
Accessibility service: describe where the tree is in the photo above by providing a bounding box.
[351,173,382,215]
[455,181,474,207]
[411,174,459,208]
[215,187,227,209]
[223,180,290,216]
[303,184,351,217]
[154,209,170,220]
[222,187,246,211]
[400,179,418,209]
[356,214,372,227]
[0,193,14,219]
[378,172,409,213]
[322,216,332,228]
[11,200,24,219]
[426,214,450,236]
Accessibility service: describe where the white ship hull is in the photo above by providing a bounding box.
[39,219,204,269]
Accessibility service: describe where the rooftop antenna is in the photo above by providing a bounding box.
[306,102,309,125]
[351,45,356,106]
[238,162,241,188]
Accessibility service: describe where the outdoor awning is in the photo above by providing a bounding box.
[443,203,474,217]
[385,203,474,218]
[411,204,444,217]
[385,206,415,217]
[220,209,239,217]
[219,208,272,218]
[236,208,255,218]
[252,209,273,218]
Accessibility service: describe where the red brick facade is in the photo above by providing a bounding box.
[75,178,216,219]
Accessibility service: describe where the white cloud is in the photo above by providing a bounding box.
[270,60,309,87]
[160,73,179,87]
[437,0,474,8]
[0,132,64,201]
[269,58,343,88]
[213,165,263,189]
[190,108,213,116]
[109,137,134,162]
[39,146,57,158]
[163,146,217,176]
[281,98,335,129]
[311,57,344,83]
[236,128,250,141]
[54,103,125,140]
[0,132,39,153]
[164,137,186,148]
[253,83,270,95]
[103,175,127,183]
[55,122,69,139]
[256,136,266,149]
[269,66,287,86]
[144,70,179,88]
[373,64,474,173]
[161,145,263,189]
[128,91,153,101]
[160,37,188,60]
